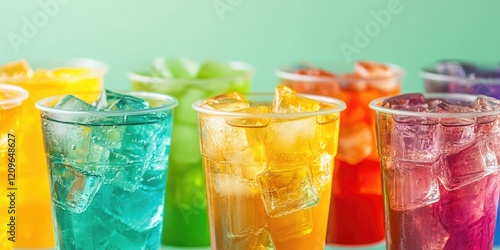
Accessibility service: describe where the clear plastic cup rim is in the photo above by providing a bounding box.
[0,58,108,81]
[369,92,500,118]
[127,60,254,85]
[36,91,178,117]
[275,62,406,83]
[0,83,29,106]
[421,68,500,84]
[192,93,346,118]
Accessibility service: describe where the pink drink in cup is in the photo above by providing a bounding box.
[370,93,500,249]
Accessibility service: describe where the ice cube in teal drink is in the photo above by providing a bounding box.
[128,56,253,246]
[37,90,177,250]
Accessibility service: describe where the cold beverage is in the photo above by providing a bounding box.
[370,93,500,249]
[0,84,28,250]
[193,86,345,249]
[36,90,177,249]
[423,60,500,98]
[423,60,500,245]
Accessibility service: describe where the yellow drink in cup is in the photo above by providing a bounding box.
[0,59,106,248]
[0,84,28,250]
[193,86,345,249]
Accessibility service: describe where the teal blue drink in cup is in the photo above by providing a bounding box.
[36,90,177,249]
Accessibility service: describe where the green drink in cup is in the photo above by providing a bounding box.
[128,56,253,246]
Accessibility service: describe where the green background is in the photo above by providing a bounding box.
[2,0,500,93]
[2,1,500,250]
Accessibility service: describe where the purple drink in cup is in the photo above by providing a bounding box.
[423,60,500,246]
[370,93,500,249]
[422,60,500,98]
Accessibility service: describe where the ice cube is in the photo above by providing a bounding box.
[258,165,319,217]
[317,113,340,155]
[438,120,475,152]
[265,117,319,164]
[50,162,103,214]
[435,60,473,77]
[472,95,500,111]
[354,61,397,92]
[225,106,271,128]
[213,172,269,245]
[437,102,476,152]
[412,205,450,250]
[273,85,320,113]
[268,209,313,242]
[355,61,394,78]
[95,90,108,109]
[87,124,157,192]
[104,160,149,192]
[54,94,98,111]
[196,61,245,79]
[202,92,249,111]
[225,227,275,250]
[443,216,494,250]
[94,211,161,250]
[438,179,486,234]
[438,138,498,190]
[311,151,333,191]
[220,180,266,238]
[437,101,472,113]
[472,95,500,125]
[440,174,499,249]
[0,59,32,78]
[385,160,440,211]
[214,172,258,196]
[100,184,165,232]
[382,93,427,110]
[336,123,373,165]
[316,102,340,125]
[105,90,150,111]
[392,120,440,162]
[199,115,232,160]
[77,119,167,193]
[51,121,112,167]
[341,73,367,91]
[154,56,199,79]
[140,160,167,190]
[219,127,267,182]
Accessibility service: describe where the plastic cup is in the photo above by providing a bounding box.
[277,62,404,246]
[128,60,252,247]
[0,84,28,250]
[0,58,106,248]
[36,91,177,249]
[370,93,500,249]
[422,64,500,98]
[193,92,345,249]
[423,63,500,246]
